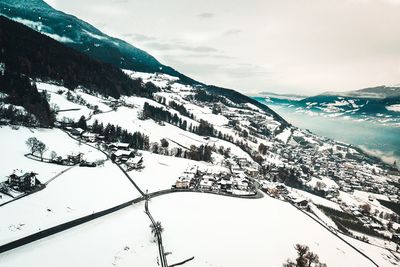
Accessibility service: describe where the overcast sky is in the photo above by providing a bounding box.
[45,0,400,95]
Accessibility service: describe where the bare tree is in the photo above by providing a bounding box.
[36,141,47,161]
[26,137,40,155]
[50,151,57,161]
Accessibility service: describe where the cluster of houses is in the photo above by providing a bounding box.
[49,152,86,166]
[211,100,399,204]
[64,127,143,170]
[1,172,41,192]
[173,156,258,196]
[107,142,143,171]
[251,127,400,204]
[261,182,310,209]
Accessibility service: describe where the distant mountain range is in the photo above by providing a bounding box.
[257,85,400,119]
[322,85,400,99]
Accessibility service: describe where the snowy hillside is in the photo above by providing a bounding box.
[1,70,399,266]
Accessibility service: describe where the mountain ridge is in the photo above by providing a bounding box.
[0,0,198,84]
[321,85,400,99]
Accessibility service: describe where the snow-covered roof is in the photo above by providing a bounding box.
[126,157,142,165]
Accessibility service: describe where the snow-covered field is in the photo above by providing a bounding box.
[149,193,390,267]
[0,203,158,267]
[1,192,394,267]
[0,126,140,244]
[0,160,140,245]
[0,126,105,184]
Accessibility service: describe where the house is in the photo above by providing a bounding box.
[200,179,213,190]
[115,142,130,150]
[69,127,85,136]
[111,150,135,163]
[184,165,198,175]
[245,167,259,177]
[107,142,130,151]
[81,132,96,142]
[276,184,288,195]
[231,167,244,175]
[175,177,191,189]
[237,158,249,167]
[67,153,83,164]
[233,178,249,191]
[202,174,215,181]
[294,199,309,209]
[125,156,143,169]
[7,172,39,191]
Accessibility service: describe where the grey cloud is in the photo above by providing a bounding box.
[163,56,268,79]
[224,29,241,35]
[198,12,215,19]
[123,33,157,42]
[145,42,175,51]
[145,41,218,53]
[180,45,218,53]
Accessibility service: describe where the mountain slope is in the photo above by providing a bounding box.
[0,0,196,84]
[0,16,156,99]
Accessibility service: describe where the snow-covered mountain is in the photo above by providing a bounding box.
[322,85,400,99]
[0,0,193,82]
[256,86,400,124]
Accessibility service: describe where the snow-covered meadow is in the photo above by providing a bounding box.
[0,159,140,245]
[0,203,158,267]
[151,193,394,267]
[1,192,394,267]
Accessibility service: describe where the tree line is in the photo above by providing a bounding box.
[0,71,55,126]
[91,119,150,150]
[141,102,188,130]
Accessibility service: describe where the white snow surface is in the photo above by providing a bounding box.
[0,192,392,267]
[276,128,292,143]
[150,193,382,267]
[386,104,400,112]
[0,160,140,245]
[0,203,157,267]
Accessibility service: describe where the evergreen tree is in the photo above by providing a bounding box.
[76,115,87,130]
